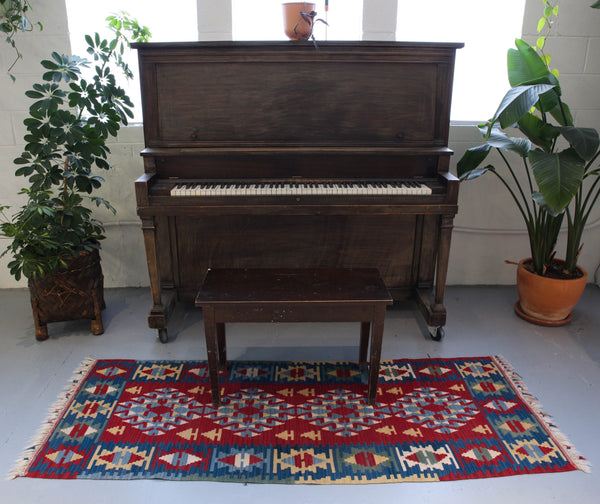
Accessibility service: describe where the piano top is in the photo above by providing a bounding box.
[132,40,465,51]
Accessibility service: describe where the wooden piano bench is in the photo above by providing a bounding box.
[195,268,393,407]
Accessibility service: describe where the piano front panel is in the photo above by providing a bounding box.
[166,214,428,301]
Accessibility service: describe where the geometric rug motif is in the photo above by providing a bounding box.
[10,356,589,483]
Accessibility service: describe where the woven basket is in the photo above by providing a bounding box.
[28,249,105,341]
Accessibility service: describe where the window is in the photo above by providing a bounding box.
[65,0,198,122]
[397,0,527,122]
[232,0,363,41]
[64,1,527,123]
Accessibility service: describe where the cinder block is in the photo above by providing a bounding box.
[543,36,588,74]
[560,74,600,109]
[585,37,600,73]
[0,74,31,112]
[28,1,69,35]
[574,109,600,130]
[0,113,15,147]
[115,126,144,145]
[557,1,600,37]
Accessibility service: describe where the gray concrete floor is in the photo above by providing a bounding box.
[1,285,599,503]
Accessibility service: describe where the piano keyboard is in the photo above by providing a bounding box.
[170,181,432,197]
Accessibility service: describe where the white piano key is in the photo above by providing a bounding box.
[170,181,432,197]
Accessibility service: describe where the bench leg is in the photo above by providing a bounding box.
[202,306,221,408]
[359,322,370,369]
[216,322,227,369]
[367,308,385,405]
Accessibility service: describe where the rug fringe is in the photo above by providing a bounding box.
[7,357,97,480]
[493,355,591,474]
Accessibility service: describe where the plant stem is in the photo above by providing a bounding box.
[498,149,534,223]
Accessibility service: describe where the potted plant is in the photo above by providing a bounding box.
[0,0,43,80]
[457,4,599,325]
[282,2,327,42]
[0,12,150,340]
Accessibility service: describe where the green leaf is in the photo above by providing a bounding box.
[541,54,551,66]
[531,191,555,214]
[560,127,600,161]
[537,17,546,32]
[549,101,573,127]
[530,148,586,213]
[491,84,556,130]
[25,90,44,99]
[457,144,492,180]
[517,112,560,152]
[508,39,555,87]
[536,36,546,50]
[40,59,58,70]
[484,127,531,157]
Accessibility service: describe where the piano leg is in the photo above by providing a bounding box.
[416,214,453,341]
[141,217,175,342]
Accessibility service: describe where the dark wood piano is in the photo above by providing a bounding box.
[133,41,463,342]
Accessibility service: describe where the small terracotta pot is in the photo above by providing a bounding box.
[516,258,587,325]
[282,2,316,40]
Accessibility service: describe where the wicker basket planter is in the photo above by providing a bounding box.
[28,249,105,341]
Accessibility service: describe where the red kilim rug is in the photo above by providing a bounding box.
[10,356,589,483]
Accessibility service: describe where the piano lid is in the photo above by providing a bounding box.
[133,41,463,150]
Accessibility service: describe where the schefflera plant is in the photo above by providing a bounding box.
[0,12,151,280]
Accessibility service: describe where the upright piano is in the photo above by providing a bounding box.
[133,41,463,342]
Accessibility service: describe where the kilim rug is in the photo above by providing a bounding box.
[10,356,589,483]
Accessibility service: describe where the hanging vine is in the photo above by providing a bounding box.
[0,0,43,81]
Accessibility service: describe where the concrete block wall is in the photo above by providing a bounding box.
[0,0,598,289]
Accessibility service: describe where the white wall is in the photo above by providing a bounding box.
[0,0,598,289]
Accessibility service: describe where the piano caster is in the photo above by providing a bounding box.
[429,326,445,341]
[158,328,168,343]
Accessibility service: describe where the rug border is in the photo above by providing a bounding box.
[492,355,590,474]
[8,355,591,480]
[8,357,98,480]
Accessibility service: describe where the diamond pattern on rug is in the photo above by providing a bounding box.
[391,387,479,434]
[114,387,208,436]
[11,356,589,483]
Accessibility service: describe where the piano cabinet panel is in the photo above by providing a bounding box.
[154,214,440,302]
[154,62,437,147]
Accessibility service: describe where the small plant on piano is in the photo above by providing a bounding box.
[0,12,151,283]
[296,10,328,46]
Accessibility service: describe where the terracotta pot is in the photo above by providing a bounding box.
[282,2,316,40]
[516,258,587,326]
